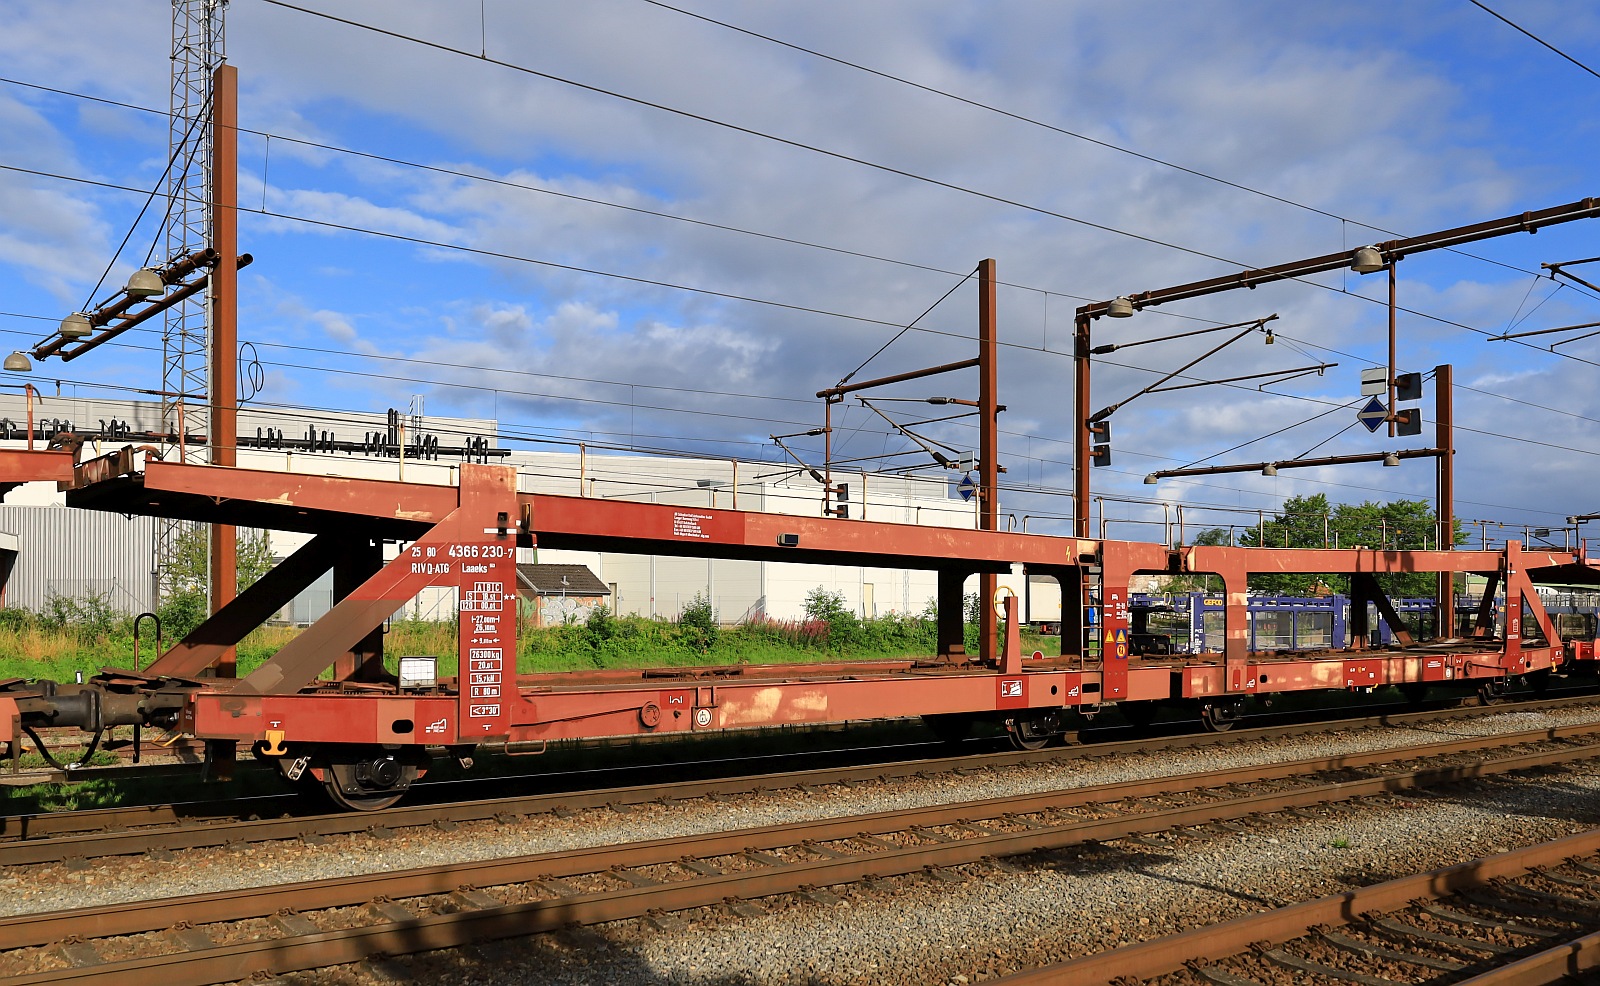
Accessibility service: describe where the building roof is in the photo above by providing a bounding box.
[516,563,611,597]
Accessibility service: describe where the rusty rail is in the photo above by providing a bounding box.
[993,829,1600,985]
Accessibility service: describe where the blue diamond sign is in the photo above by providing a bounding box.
[1357,396,1387,433]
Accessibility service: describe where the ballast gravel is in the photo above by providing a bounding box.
[388,766,1600,986]
[5,705,1600,984]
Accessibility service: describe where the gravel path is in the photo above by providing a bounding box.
[5,705,1600,985]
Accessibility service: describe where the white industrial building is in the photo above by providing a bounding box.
[0,394,1063,625]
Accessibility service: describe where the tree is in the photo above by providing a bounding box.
[169,523,274,595]
[1236,494,1334,596]
[162,524,275,638]
[1192,528,1234,546]
[1234,495,1463,598]
[1165,528,1232,593]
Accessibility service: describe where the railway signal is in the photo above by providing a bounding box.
[828,483,849,519]
[1392,369,1423,435]
[1089,419,1111,467]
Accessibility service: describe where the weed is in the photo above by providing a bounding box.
[0,594,1061,677]
[11,746,118,770]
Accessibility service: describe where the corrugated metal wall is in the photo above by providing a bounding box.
[0,505,157,614]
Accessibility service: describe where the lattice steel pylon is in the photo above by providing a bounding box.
[157,0,227,601]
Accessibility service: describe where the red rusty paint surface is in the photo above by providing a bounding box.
[527,493,1083,566]
[1123,669,1170,702]
[193,694,463,744]
[173,637,1578,747]
[182,666,1134,745]
[0,449,74,484]
[1176,645,1564,700]
[451,543,515,738]
[234,465,519,701]
[1343,660,1381,687]
[143,461,459,523]
[1098,540,1168,701]
[68,447,139,488]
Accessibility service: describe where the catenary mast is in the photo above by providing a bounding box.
[157,0,228,602]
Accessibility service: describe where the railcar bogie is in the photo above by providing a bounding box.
[1196,700,1245,732]
[256,741,431,811]
[1005,711,1068,750]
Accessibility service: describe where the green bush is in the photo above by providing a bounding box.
[157,589,209,642]
[39,592,122,643]
[585,604,616,643]
[803,587,847,622]
[852,610,938,654]
[677,592,718,652]
[803,586,860,646]
[735,603,937,659]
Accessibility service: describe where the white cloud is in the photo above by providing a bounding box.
[4,0,1599,526]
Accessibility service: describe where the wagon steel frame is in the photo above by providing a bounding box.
[2,447,1594,802]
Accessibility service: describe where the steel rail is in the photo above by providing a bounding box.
[8,743,1598,984]
[7,693,1594,864]
[10,722,1595,947]
[4,727,1598,979]
[991,831,1600,985]
[1455,928,1600,985]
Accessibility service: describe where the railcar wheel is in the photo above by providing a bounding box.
[320,753,419,811]
[1477,678,1510,706]
[1006,713,1060,750]
[1198,702,1241,732]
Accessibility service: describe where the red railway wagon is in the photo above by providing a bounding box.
[1,450,1596,809]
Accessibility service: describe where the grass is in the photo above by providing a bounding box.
[0,610,1061,681]
[8,777,128,813]
[0,624,300,681]
[11,745,119,770]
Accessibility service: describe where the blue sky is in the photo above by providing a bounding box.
[1,1,1598,542]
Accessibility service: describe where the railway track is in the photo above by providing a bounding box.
[996,828,1600,985]
[5,695,1597,867]
[4,721,1599,985]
